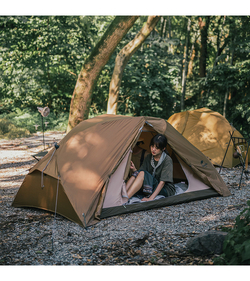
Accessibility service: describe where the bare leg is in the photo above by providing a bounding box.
[126,176,136,191]
[127,171,144,198]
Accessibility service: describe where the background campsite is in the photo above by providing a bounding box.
[1,15,250,267]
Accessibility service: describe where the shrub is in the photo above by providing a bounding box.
[214,200,250,265]
[0,118,30,139]
[0,118,13,135]
[0,108,68,140]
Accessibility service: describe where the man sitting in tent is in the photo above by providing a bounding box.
[126,134,176,202]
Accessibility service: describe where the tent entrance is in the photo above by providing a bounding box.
[102,126,197,209]
[102,149,130,208]
[138,125,189,185]
[168,147,188,184]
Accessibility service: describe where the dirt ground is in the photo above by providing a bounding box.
[0,131,249,268]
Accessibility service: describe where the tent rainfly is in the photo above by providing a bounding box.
[12,115,230,227]
[168,108,248,168]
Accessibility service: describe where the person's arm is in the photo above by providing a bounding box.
[141,180,165,201]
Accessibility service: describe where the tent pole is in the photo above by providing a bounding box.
[82,213,87,229]
[41,115,45,150]
[51,173,60,251]
[219,131,234,173]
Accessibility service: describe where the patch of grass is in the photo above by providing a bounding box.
[0,108,68,139]
[0,118,30,139]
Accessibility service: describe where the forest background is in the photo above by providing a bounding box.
[0,15,250,138]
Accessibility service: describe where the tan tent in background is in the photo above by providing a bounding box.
[168,108,248,168]
[12,115,230,227]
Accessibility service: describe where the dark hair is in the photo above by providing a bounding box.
[150,134,168,151]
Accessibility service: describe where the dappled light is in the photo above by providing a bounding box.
[65,130,105,159]
[1,15,250,266]
[8,114,231,231]
[62,164,101,191]
[168,109,247,168]
[65,132,85,152]
[85,131,105,146]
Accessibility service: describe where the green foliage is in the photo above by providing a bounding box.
[0,16,112,115]
[198,60,250,136]
[213,200,250,265]
[0,118,30,139]
[92,24,179,119]
[0,108,68,139]
[1,15,250,131]
[119,44,177,119]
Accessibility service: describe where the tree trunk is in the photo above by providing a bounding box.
[223,37,235,117]
[160,17,167,38]
[66,16,139,132]
[213,16,226,67]
[187,46,195,77]
[181,17,191,111]
[107,16,160,115]
[206,16,228,105]
[199,16,210,77]
[223,83,229,118]
[168,16,173,53]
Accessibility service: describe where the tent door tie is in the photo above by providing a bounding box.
[41,143,60,189]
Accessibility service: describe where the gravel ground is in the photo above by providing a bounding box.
[1,131,250,267]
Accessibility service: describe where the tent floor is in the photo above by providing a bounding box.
[100,189,220,219]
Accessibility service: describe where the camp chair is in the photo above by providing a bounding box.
[32,150,48,161]
[32,140,60,161]
[220,131,250,188]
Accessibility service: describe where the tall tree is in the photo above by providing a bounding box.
[198,16,210,77]
[107,16,160,115]
[67,16,138,132]
[180,17,191,111]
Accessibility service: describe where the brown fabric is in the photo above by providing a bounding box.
[12,114,231,227]
[13,171,82,225]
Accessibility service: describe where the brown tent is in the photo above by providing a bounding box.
[12,115,230,227]
[168,108,248,168]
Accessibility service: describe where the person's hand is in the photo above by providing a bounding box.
[141,197,152,202]
[130,161,136,172]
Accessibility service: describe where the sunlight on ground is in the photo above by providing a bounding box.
[200,214,219,222]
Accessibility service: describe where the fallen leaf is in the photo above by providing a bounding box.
[72,254,82,259]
